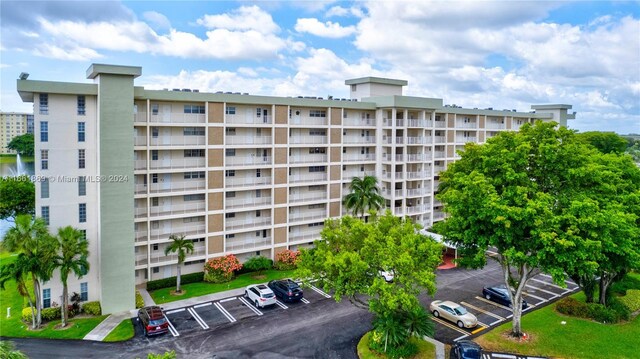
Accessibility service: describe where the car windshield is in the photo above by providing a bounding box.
[494,287,509,296]
[454,307,468,315]
[461,346,480,356]
[149,318,166,326]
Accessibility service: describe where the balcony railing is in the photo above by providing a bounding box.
[135,230,148,242]
[434,166,446,176]
[342,172,364,180]
[343,136,375,144]
[148,202,206,217]
[289,193,327,203]
[486,122,506,130]
[406,188,427,197]
[289,136,328,144]
[226,197,272,209]
[149,180,206,193]
[289,211,327,222]
[343,118,375,127]
[434,151,446,159]
[226,238,272,251]
[289,154,327,164]
[136,158,206,170]
[149,136,206,146]
[289,230,322,243]
[135,112,147,123]
[135,184,148,194]
[226,136,272,145]
[407,136,428,145]
[149,113,206,124]
[407,205,428,214]
[289,117,327,126]
[406,154,427,162]
[150,224,206,241]
[434,136,447,144]
[407,171,427,179]
[226,176,272,188]
[434,121,447,128]
[289,173,327,183]
[149,247,206,264]
[135,254,148,266]
[343,153,375,162]
[226,156,272,167]
[456,121,477,129]
[226,114,272,125]
[407,120,426,127]
[134,137,147,146]
[456,137,477,143]
[225,217,271,230]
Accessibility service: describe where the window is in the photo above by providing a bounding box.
[309,110,326,118]
[41,206,49,225]
[256,210,261,217]
[39,94,48,115]
[225,128,236,135]
[183,171,205,179]
[351,84,357,91]
[308,222,323,227]
[151,104,159,115]
[256,169,261,178]
[226,191,236,198]
[77,96,86,115]
[309,129,326,136]
[309,204,323,209]
[152,174,158,183]
[309,147,325,154]
[343,110,347,118]
[78,149,85,169]
[77,122,85,142]
[152,127,159,138]
[184,149,204,157]
[151,150,158,161]
[183,105,205,114]
[43,288,51,308]
[153,244,159,251]
[184,194,205,201]
[41,179,49,199]
[79,203,86,223]
[40,121,48,142]
[309,166,326,172]
[152,198,158,206]
[183,127,205,136]
[225,234,235,239]
[225,213,235,218]
[225,170,235,177]
[80,282,88,301]
[153,267,159,274]
[225,106,236,115]
[309,185,324,191]
[255,189,261,197]
[225,149,236,156]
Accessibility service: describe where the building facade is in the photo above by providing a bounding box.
[1,111,30,154]
[17,64,575,313]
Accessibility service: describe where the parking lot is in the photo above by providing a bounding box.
[133,282,333,339]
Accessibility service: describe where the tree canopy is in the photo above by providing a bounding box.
[576,131,628,154]
[7,133,34,157]
[343,175,384,218]
[0,176,35,220]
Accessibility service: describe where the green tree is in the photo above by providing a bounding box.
[434,121,635,337]
[2,214,57,328]
[0,254,37,327]
[54,226,90,327]
[0,340,28,359]
[7,133,34,156]
[243,256,273,276]
[0,176,35,220]
[164,234,194,293]
[577,131,628,154]
[296,211,442,350]
[343,175,384,218]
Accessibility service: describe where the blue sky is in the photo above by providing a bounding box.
[1,0,639,133]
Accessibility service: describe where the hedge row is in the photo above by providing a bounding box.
[135,290,145,309]
[146,272,204,291]
[618,289,640,312]
[556,297,630,323]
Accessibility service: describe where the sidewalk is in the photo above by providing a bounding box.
[83,286,247,341]
[423,336,446,359]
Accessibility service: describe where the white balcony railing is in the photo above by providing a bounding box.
[407,120,426,127]
[289,193,327,203]
[142,158,206,170]
[456,137,477,143]
[225,217,272,230]
[150,224,206,241]
[149,136,206,147]
[226,115,272,125]
[225,176,272,188]
[289,154,327,164]
[289,211,327,222]
[226,156,272,167]
[486,122,506,130]
[407,136,427,145]
[149,113,206,124]
[289,173,327,183]
[289,230,322,243]
[407,205,427,214]
[343,118,375,127]
[135,184,148,194]
[407,171,427,179]
[289,117,327,126]
[226,197,272,209]
[343,153,375,162]
[406,188,426,197]
[150,247,206,264]
[134,137,147,146]
[434,166,446,175]
[434,151,446,159]
[149,180,206,193]
[148,202,206,217]
[343,136,376,144]
[407,154,427,162]
[226,238,272,251]
[135,230,148,242]
[434,136,447,144]
[226,136,272,145]
[289,136,328,144]
[456,121,477,129]
[135,112,147,123]
[434,121,447,128]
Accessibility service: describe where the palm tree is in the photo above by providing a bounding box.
[54,226,89,327]
[164,235,194,293]
[0,340,28,359]
[343,175,384,218]
[403,306,434,339]
[2,214,57,328]
[0,254,37,328]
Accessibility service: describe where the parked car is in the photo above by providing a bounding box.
[429,300,478,328]
[268,279,303,302]
[482,285,528,309]
[379,270,395,283]
[449,340,482,359]
[137,306,169,336]
[245,284,276,308]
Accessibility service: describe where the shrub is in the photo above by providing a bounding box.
[69,292,82,317]
[135,290,145,309]
[243,256,273,275]
[275,250,300,270]
[556,297,590,318]
[21,307,33,323]
[204,255,242,283]
[384,342,418,359]
[41,307,61,321]
[618,289,640,312]
[146,272,204,291]
[587,303,618,323]
[82,301,102,316]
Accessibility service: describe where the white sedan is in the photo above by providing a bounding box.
[429,300,478,328]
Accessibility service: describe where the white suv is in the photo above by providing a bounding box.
[245,284,277,308]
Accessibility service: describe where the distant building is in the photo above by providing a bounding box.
[27,114,34,134]
[17,64,575,313]
[0,111,31,154]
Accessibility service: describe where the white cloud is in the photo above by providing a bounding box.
[32,43,102,61]
[295,18,356,38]
[325,6,349,17]
[143,11,171,31]
[196,5,279,35]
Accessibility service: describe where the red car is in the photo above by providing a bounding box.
[137,306,169,336]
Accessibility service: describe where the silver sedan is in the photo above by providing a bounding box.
[429,300,478,328]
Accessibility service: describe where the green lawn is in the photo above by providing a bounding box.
[357,332,436,359]
[150,269,296,304]
[476,290,640,359]
[103,318,135,342]
[0,155,34,164]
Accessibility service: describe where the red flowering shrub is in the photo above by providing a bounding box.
[204,254,242,283]
[275,250,300,270]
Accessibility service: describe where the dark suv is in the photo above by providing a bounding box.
[482,285,528,309]
[268,279,304,302]
[137,306,169,336]
[450,340,482,359]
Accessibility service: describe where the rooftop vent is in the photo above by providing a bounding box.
[242,93,249,95]
[172,88,180,91]
[182,89,192,92]
[193,89,200,93]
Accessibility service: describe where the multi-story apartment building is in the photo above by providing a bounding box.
[0,111,31,153]
[16,64,575,313]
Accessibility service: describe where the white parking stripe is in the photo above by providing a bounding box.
[214,302,236,323]
[165,308,185,315]
[475,296,513,311]
[522,291,547,303]
[461,301,505,320]
[482,354,491,359]
[309,284,332,298]
[162,314,179,337]
[301,298,310,304]
[194,302,212,309]
[220,297,236,303]
[430,316,469,336]
[539,274,579,288]
[238,296,264,316]
[490,319,503,326]
[275,300,288,309]
[454,334,469,342]
[525,284,559,298]
[531,277,571,292]
[187,307,209,329]
[492,354,517,359]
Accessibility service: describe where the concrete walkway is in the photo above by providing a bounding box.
[137,287,155,306]
[423,336,446,359]
[83,309,137,341]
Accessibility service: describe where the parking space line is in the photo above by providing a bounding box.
[301,298,310,304]
[275,300,288,309]
[430,316,469,336]
[162,314,179,337]
[492,354,517,359]
[309,284,332,298]
[214,302,236,323]
[531,278,570,292]
[522,292,547,303]
[165,308,185,315]
[489,319,503,326]
[220,297,236,303]
[525,284,559,298]
[471,326,487,334]
[475,296,513,311]
[539,274,579,288]
[187,307,209,329]
[454,334,469,342]
[238,296,264,316]
[194,302,212,309]
[461,301,506,320]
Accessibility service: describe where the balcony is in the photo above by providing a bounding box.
[434,121,447,128]
[150,112,206,124]
[407,136,430,145]
[289,116,327,126]
[134,137,147,146]
[407,154,427,162]
[135,230,148,242]
[149,180,206,193]
[135,184,148,194]
[434,166,446,176]
[226,238,272,251]
[289,229,322,243]
[343,117,375,127]
[290,154,327,164]
[394,207,403,215]
[407,171,427,179]
[486,122,506,130]
[150,224,206,241]
[149,247,206,264]
[149,136,206,147]
[226,176,272,188]
[135,112,147,123]
[434,151,446,159]
[406,188,427,197]
[226,197,272,209]
[434,136,447,144]
[226,136,272,145]
[289,193,327,203]
[407,205,427,214]
[136,158,206,170]
[148,202,206,217]
[226,156,272,167]
[289,136,327,144]
[456,136,477,143]
[225,217,271,230]
[343,136,375,144]
[407,120,427,127]
[343,153,375,162]
[289,210,327,222]
[342,171,364,181]
[135,254,148,266]
[226,114,272,125]
[455,121,477,129]
[383,189,403,197]
[289,173,327,184]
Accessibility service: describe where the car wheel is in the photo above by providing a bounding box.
[457,321,465,328]
[433,310,439,318]
[485,294,491,300]
[255,300,259,308]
